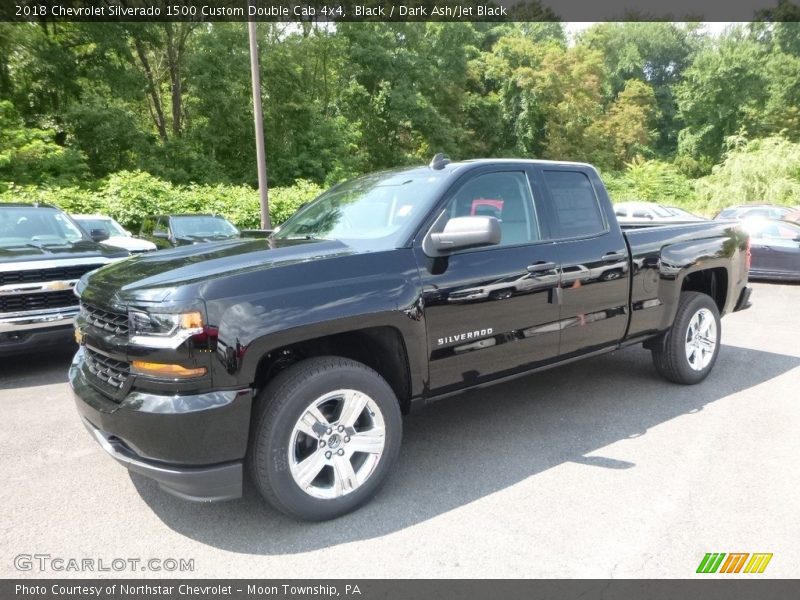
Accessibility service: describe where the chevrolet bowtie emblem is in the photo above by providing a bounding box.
[49,280,75,292]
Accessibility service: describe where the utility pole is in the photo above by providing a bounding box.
[248,18,271,230]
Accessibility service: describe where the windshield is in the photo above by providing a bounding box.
[273,169,451,250]
[75,218,127,237]
[0,206,85,246]
[171,216,239,238]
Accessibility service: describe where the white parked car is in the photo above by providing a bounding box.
[614,201,705,224]
[71,214,157,253]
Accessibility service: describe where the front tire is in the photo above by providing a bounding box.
[249,357,402,521]
[651,291,721,384]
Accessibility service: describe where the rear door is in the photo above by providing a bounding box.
[538,166,631,357]
[416,166,562,394]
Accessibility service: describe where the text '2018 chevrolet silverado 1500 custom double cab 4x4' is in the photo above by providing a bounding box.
[70,158,752,520]
[0,203,128,357]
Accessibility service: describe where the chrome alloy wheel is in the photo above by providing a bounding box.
[685,308,717,371]
[288,389,386,499]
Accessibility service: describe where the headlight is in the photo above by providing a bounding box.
[129,309,204,349]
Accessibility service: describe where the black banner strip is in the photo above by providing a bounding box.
[3,579,800,600]
[1,0,799,23]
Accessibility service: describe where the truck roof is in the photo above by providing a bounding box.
[459,158,595,169]
[358,158,597,183]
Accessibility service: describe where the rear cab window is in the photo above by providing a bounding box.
[542,170,607,239]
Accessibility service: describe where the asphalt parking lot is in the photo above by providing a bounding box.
[1,282,798,579]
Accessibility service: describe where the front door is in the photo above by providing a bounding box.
[415,168,562,395]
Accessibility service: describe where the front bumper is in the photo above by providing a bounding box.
[0,307,78,356]
[69,349,252,502]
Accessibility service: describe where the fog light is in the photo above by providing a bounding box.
[131,360,207,378]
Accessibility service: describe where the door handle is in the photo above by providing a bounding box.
[601,252,624,263]
[527,261,557,273]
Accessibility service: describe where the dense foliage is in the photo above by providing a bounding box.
[0,172,322,231]
[1,21,799,220]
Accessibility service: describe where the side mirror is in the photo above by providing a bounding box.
[89,228,110,242]
[426,216,501,256]
[152,231,168,239]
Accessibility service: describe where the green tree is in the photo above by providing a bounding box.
[338,22,481,169]
[695,136,800,211]
[579,22,702,154]
[603,158,694,206]
[676,29,768,165]
[592,79,660,169]
[0,100,87,188]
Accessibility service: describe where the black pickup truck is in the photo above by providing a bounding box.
[0,203,128,356]
[70,158,752,521]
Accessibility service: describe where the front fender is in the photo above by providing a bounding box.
[205,250,428,396]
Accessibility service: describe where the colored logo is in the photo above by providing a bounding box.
[697,553,773,574]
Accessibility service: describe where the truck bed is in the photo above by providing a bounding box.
[622,220,749,342]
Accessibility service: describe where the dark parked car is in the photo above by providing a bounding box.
[71,158,751,521]
[714,204,794,220]
[743,218,800,281]
[0,202,127,356]
[139,214,240,249]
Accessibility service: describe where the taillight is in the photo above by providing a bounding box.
[745,236,752,271]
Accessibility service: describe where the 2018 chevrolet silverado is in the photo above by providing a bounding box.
[0,203,128,356]
[70,158,752,521]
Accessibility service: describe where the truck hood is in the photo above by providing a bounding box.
[0,240,129,264]
[79,238,356,303]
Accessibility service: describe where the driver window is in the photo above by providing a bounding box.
[445,171,541,247]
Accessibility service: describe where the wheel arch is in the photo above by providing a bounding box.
[249,325,414,415]
[679,266,728,314]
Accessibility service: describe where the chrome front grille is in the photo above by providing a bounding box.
[80,302,129,336]
[0,264,98,286]
[0,290,77,312]
[84,347,130,390]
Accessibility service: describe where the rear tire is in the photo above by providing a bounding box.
[651,291,721,385]
[249,356,402,521]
